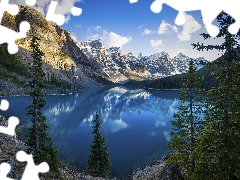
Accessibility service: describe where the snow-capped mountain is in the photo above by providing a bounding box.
[78,39,150,83]
[138,52,207,78]
[171,52,207,74]
[78,39,208,83]
[138,51,176,78]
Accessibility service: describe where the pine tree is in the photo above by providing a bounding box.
[88,113,111,177]
[190,12,240,179]
[167,59,204,179]
[26,32,60,178]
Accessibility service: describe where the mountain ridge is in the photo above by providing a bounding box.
[78,39,208,82]
[0,5,207,95]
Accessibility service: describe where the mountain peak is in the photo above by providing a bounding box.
[177,52,185,56]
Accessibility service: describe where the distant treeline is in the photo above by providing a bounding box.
[144,60,220,90]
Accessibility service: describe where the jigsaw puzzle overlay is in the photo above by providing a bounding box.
[46,0,82,26]
[0,99,49,179]
[0,0,83,178]
[0,0,82,54]
[1,0,240,179]
[16,151,50,180]
[0,0,30,54]
[130,0,240,37]
[0,151,49,180]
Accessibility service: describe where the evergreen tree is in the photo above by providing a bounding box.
[88,113,111,177]
[190,12,240,179]
[167,59,204,179]
[26,33,59,178]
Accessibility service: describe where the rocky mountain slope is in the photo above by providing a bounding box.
[78,40,150,83]
[0,5,208,92]
[78,40,208,83]
[1,5,103,92]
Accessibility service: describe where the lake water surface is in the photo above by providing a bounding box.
[1,86,180,178]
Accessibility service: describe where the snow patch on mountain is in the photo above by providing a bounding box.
[78,40,208,82]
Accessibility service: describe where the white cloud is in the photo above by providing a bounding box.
[103,32,132,48]
[138,24,144,29]
[142,28,154,35]
[163,131,171,142]
[155,120,166,127]
[87,28,92,34]
[192,54,201,57]
[94,26,102,31]
[70,32,78,42]
[88,29,132,48]
[10,0,82,23]
[108,119,128,133]
[150,39,164,52]
[178,49,185,53]
[89,34,100,40]
[172,26,179,34]
[177,13,201,42]
[75,24,82,28]
[150,39,164,47]
[158,20,179,34]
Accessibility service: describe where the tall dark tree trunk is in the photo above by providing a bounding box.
[26,32,60,177]
[189,87,195,172]
[34,105,39,152]
[167,59,203,178]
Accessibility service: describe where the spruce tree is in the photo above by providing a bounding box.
[26,32,60,178]
[88,113,111,177]
[167,59,204,178]
[190,12,240,179]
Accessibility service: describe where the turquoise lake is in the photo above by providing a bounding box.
[0,86,180,178]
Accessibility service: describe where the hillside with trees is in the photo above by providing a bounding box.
[166,11,240,179]
[145,59,220,90]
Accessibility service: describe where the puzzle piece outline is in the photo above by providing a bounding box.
[0,163,15,180]
[129,0,240,37]
[0,99,19,136]
[16,151,49,180]
[0,21,30,54]
[0,151,49,180]
[46,0,82,26]
[0,99,9,111]
[0,0,36,54]
[129,0,138,4]
[0,0,83,178]
[0,116,19,136]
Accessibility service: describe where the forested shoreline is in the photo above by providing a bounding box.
[164,12,240,179]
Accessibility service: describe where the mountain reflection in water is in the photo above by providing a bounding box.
[1,86,180,178]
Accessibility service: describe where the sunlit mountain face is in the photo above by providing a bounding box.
[1,87,180,178]
[78,40,207,82]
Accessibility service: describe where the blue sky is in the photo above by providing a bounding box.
[64,0,226,61]
[11,0,226,61]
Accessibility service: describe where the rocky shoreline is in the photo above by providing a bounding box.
[0,115,116,180]
[0,114,178,180]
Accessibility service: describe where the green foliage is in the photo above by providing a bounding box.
[145,60,219,90]
[189,12,240,179]
[167,60,204,178]
[145,73,184,89]
[0,44,75,94]
[0,43,30,90]
[0,44,31,78]
[26,34,60,178]
[88,113,111,177]
[46,72,73,91]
